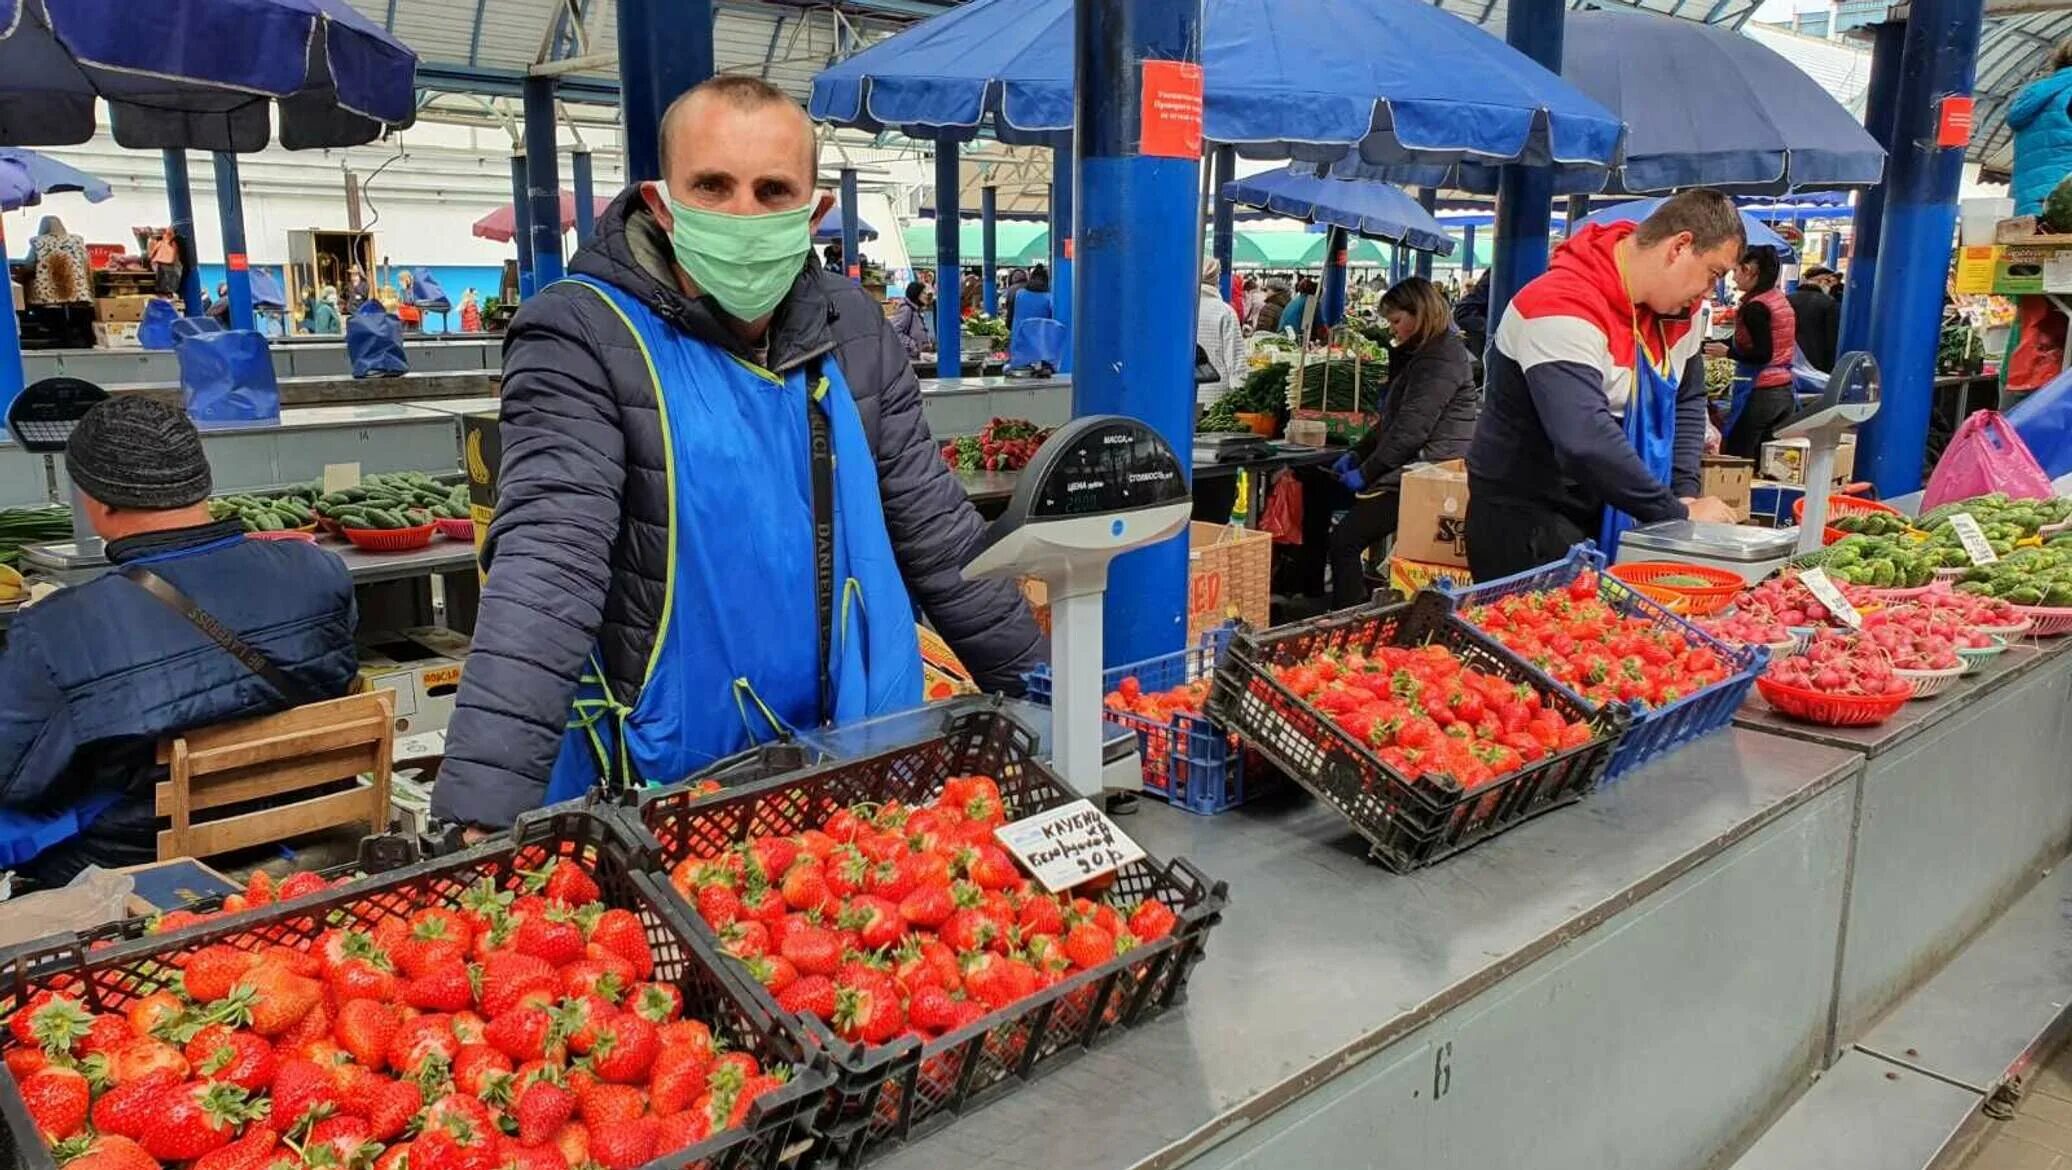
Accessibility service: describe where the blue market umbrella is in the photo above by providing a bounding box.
[0,156,31,212]
[811,0,1623,171]
[814,207,878,243]
[0,0,418,151]
[1224,168,1455,255]
[0,147,109,205]
[1577,197,1800,262]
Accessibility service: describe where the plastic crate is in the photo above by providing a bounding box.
[1025,629,1271,815]
[1437,545,1768,784]
[0,807,827,1170]
[625,704,1229,1167]
[1205,594,1626,872]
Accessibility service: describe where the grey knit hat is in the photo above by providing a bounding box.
[65,396,212,509]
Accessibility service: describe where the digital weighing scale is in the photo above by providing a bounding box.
[8,377,113,578]
[964,415,1193,804]
[1777,350,1880,554]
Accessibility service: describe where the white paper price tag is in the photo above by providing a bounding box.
[1950,512,1999,566]
[994,800,1147,894]
[322,462,362,494]
[1800,567,1863,629]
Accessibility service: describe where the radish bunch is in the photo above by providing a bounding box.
[1765,632,1911,697]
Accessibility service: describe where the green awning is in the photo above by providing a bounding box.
[902,221,1050,268]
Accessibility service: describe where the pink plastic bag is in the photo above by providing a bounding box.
[1921,410,2057,512]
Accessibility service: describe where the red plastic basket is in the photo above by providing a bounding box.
[1607,561,1745,616]
[1755,675,1908,726]
[248,528,316,543]
[436,516,475,540]
[1793,495,1904,547]
[342,522,437,551]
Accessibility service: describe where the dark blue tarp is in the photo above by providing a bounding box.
[0,156,29,211]
[1225,168,1455,255]
[0,0,417,150]
[811,0,1623,172]
[814,207,879,243]
[0,147,109,204]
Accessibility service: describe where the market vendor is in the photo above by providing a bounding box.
[433,76,1044,830]
[0,398,356,887]
[1464,189,1743,581]
[1706,245,1798,459]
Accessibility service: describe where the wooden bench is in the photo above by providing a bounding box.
[155,692,394,861]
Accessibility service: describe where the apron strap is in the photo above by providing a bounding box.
[807,361,836,728]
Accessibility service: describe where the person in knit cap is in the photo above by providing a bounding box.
[0,396,358,887]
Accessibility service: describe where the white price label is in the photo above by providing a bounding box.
[1950,512,1999,566]
[1801,567,1863,629]
[994,800,1147,894]
[322,462,362,494]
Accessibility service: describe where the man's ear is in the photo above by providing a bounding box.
[809,191,835,233]
[641,181,673,232]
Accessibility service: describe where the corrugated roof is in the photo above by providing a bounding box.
[1971,8,2072,176]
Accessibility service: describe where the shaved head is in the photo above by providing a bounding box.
[658,76,820,202]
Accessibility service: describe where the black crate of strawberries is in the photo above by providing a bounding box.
[624,705,1228,1167]
[0,807,828,1170]
[1205,593,1630,871]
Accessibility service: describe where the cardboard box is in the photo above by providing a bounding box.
[1020,523,1272,644]
[1395,459,1471,568]
[1701,455,1754,522]
[93,321,140,349]
[8,280,20,313]
[95,294,154,324]
[1994,215,2072,246]
[1954,245,2000,295]
[1759,435,1856,488]
[357,627,470,735]
[462,412,501,578]
[1991,244,2072,296]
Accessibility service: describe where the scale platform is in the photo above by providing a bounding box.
[1616,520,1803,584]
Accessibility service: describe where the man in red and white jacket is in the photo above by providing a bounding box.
[1464,190,1746,580]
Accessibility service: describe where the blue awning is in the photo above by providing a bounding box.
[1576,197,1800,261]
[0,147,109,206]
[0,156,31,212]
[811,0,1623,172]
[0,0,418,151]
[1224,168,1455,256]
[814,207,879,242]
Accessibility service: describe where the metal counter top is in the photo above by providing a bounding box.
[918,374,1070,398]
[870,727,1864,1170]
[1732,636,2069,758]
[957,445,1338,505]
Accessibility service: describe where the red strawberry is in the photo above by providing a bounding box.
[628,981,682,1024]
[139,1081,259,1162]
[738,883,787,924]
[453,1043,515,1100]
[478,951,560,1018]
[227,963,323,1037]
[306,1115,380,1168]
[333,998,402,1069]
[525,857,601,907]
[588,909,654,980]
[108,1036,189,1084]
[3,1046,47,1082]
[906,984,964,1035]
[965,844,1020,890]
[939,908,999,954]
[272,1058,342,1131]
[277,870,329,900]
[242,869,277,907]
[832,973,905,1045]
[54,1134,160,1170]
[126,990,185,1040]
[327,955,399,1008]
[1128,899,1178,942]
[514,907,588,966]
[187,1026,277,1093]
[645,1042,714,1117]
[577,1081,646,1125]
[553,1121,592,1165]
[21,1064,89,1140]
[190,1124,278,1170]
[516,1076,577,1145]
[183,947,260,1003]
[898,882,955,929]
[89,1069,182,1137]
[404,959,475,1013]
[589,1013,660,1083]
[654,1111,704,1154]
[780,864,835,914]
[779,924,842,977]
[588,1115,659,1170]
[725,1073,788,1128]
[558,956,632,1005]
[841,895,906,951]
[742,955,798,995]
[485,1005,557,1063]
[387,1015,462,1077]
[692,883,741,930]
[968,955,1038,1009]
[1018,896,1066,937]
[365,1077,423,1141]
[504,1138,571,1170]
[450,1010,489,1047]
[1064,922,1118,970]
[657,1018,716,1063]
[775,974,837,1021]
[77,1012,134,1057]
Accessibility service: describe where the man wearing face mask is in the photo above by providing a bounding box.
[432,76,1044,828]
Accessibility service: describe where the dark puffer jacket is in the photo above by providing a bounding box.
[435,191,1045,828]
[1352,329,1481,490]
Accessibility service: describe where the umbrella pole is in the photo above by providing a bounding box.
[524,77,565,286]
[981,186,998,315]
[509,155,536,300]
[163,151,205,317]
[933,138,962,383]
[840,168,862,283]
[1051,139,1075,375]
[1416,189,1438,280]
[1212,147,1236,302]
[210,153,255,333]
[1489,0,1564,326]
[572,150,597,247]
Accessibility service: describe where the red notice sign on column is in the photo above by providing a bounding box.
[1937,95,1974,149]
[1140,59,1204,159]
[227,253,249,272]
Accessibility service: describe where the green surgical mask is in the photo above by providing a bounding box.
[664,195,813,322]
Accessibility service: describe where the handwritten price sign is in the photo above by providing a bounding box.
[994,800,1147,893]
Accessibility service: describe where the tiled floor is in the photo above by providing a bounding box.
[1961,1045,2072,1170]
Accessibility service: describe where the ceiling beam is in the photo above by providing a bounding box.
[419,61,621,103]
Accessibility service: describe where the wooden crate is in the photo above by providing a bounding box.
[1189,521,1271,641]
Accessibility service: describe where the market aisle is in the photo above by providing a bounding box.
[1959,1043,2072,1170]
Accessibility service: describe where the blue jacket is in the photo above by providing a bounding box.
[2009,69,2072,215]
[0,522,358,861]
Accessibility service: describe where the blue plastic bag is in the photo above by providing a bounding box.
[2007,365,2072,480]
[175,329,280,427]
[136,298,181,350]
[1006,317,1066,372]
[409,269,450,310]
[346,301,408,378]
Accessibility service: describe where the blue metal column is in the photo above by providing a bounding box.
[1051,138,1074,373]
[1212,145,1236,299]
[1320,227,1349,324]
[1859,2,1982,495]
[0,216,20,410]
[981,185,999,313]
[1073,0,1202,665]
[210,153,254,331]
[1391,244,1408,285]
[572,149,596,246]
[934,139,962,381]
[1462,223,1477,280]
[1825,227,1843,270]
[840,167,861,281]
[617,0,714,183]
[1415,188,1438,280]
[523,76,565,285]
[510,155,536,299]
[1839,19,1905,356]
[162,150,205,315]
[1490,0,1563,327]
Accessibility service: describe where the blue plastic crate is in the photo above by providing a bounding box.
[1434,544,1768,784]
[1026,628,1268,814]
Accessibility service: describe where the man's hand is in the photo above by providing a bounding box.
[1702,341,1729,358]
[1682,496,1739,524]
[461,826,494,846]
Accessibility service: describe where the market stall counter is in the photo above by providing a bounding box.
[866,727,1864,1170]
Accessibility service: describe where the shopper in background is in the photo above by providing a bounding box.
[1279,276,1317,334]
[205,282,231,324]
[2009,40,2072,216]
[433,75,1041,830]
[311,285,343,333]
[26,216,91,306]
[823,240,845,275]
[1789,264,1841,373]
[1196,258,1246,405]
[1228,267,1247,324]
[1004,263,1053,332]
[1707,245,1799,460]
[0,398,356,887]
[1465,189,1743,581]
[1253,277,1290,333]
[961,272,983,319]
[892,279,936,359]
[148,227,183,299]
[460,288,483,333]
[347,264,370,311]
[1453,269,1492,361]
[1326,276,1479,607]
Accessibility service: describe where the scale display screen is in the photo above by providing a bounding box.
[8,377,110,452]
[1026,420,1187,520]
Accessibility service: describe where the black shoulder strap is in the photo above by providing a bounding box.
[121,566,323,709]
[806,360,836,727]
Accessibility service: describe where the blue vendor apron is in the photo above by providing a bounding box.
[541,276,925,804]
[0,533,247,866]
[1598,322,1680,560]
